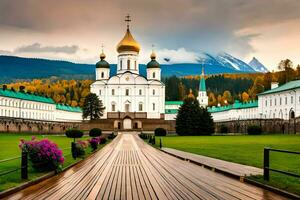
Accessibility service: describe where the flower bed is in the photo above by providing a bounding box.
[19,136,65,172]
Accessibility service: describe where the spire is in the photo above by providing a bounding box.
[125,14,131,30]
[100,44,106,60]
[150,44,156,60]
[199,65,206,92]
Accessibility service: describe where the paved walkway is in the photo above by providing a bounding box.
[5,132,286,200]
[161,147,263,178]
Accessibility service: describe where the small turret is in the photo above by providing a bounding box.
[197,66,208,107]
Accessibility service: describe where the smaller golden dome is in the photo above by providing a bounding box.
[100,52,106,60]
[116,28,140,53]
[187,89,195,99]
[150,52,156,60]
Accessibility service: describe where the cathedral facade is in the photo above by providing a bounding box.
[90,18,165,129]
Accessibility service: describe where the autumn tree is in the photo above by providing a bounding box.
[241,92,250,102]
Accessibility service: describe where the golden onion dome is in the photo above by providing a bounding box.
[100,52,106,60]
[116,28,141,53]
[150,51,156,60]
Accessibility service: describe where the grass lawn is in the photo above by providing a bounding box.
[0,133,107,192]
[154,134,300,195]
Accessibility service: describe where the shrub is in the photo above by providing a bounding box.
[65,129,83,142]
[108,132,116,140]
[89,137,100,151]
[99,137,107,144]
[89,128,102,137]
[154,128,167,136]
[247,125,262,135]
[19,136,64,172]
[75,140,89,158]
[220,125,228,134]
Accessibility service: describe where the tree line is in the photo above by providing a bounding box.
[3,58,300,108]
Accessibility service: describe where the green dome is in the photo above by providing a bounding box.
[96,60,110,69]
[147,60,160,68]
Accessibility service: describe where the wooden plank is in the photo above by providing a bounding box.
[5,132,287,200]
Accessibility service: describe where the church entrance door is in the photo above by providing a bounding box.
[123,118,132,129]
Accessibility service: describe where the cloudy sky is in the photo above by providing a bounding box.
[0,0,300,70]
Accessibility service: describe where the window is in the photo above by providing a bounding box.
[152,103,155,111]
[112,103,116,111]
[139,89,142,95]
[120,60,123,70]
[270,99,272,106]
[139,103,143,111]
[291,96,294,104]
[101,72,104,78]
[99,90,102,95]
[127,59,130,70]
[135,61,137,70]
[125,89,129,96]
[152,72,156,79]
[265,100,267,107]
[274,98,276,106]
[280,97,282,105]
[112,89,115,95]
[153,89,155,95]
[125,104,130,112]
[285,97,288,105]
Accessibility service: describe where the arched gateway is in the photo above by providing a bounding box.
[123,118,132,129]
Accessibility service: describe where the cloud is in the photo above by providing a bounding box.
[0,0,300,64]
[156,48,199,64]
[14,43,79,54]
[0,50,12,55]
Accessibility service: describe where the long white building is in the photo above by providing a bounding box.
[164,77,300,122]
[0,88,82,122]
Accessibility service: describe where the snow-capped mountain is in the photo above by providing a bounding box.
[248,57,269,73]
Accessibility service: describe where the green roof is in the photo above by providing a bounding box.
[56,104,82,113]
[258,80,300,96]
[165,101,183,105]
[165,109,178,114]
[0,89,55,104]
[199,76,206,91]
[208,100,258,113]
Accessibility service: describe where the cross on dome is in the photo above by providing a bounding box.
[125,14,131,29]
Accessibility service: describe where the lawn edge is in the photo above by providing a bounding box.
[159,147,300,199]
[244,178,300,200]
[0,145,105,199]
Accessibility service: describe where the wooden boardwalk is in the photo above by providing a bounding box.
[5,132,286,200]
[161,147,263,178]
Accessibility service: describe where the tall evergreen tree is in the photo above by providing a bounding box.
[82,93,105,120]
[176,96,214,135]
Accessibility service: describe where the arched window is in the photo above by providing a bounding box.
[112,89,115,95]
[101,72,104,78]
[152,103,155,111]
[152,89,155,95]
[139,89,142,95]
[125,89,129,96]
[127,59,130,70]
[152,72,156,79]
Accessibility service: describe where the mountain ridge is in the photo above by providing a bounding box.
[0,54,268,83]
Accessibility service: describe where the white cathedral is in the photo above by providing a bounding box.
[90,16,165,128]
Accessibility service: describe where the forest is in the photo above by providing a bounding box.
[2,59,300,108]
